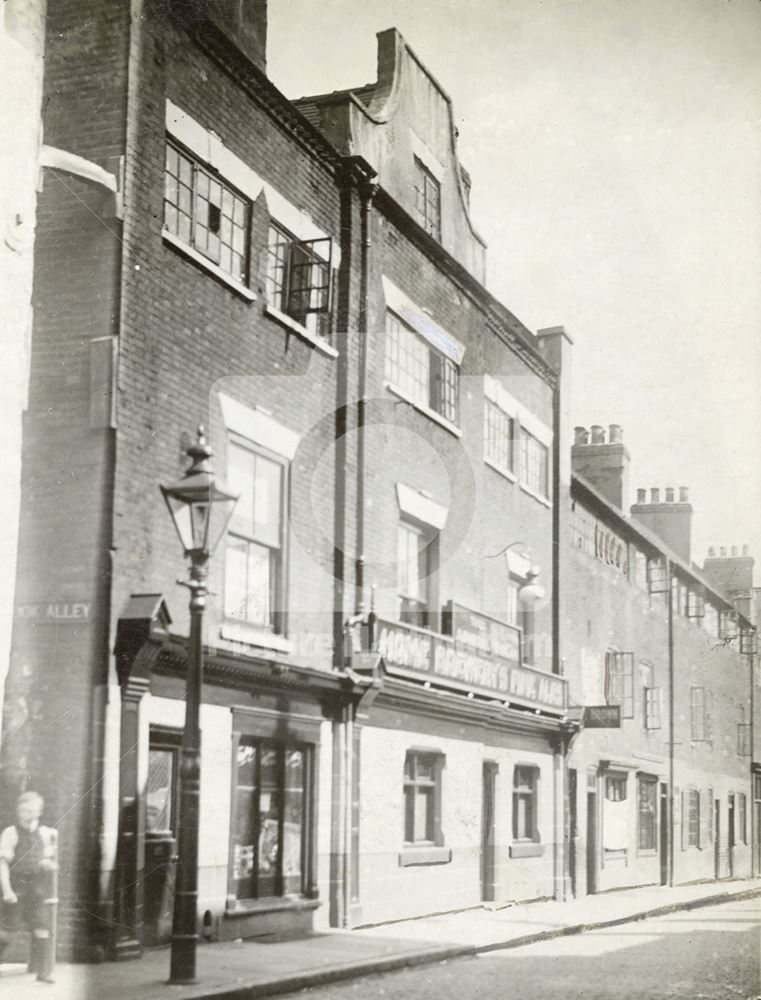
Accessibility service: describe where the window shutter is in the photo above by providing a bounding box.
[681,789,688,851]
[703,788,713,844]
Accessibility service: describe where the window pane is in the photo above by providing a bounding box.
[282,749,304,892]
[146,749,174,833]
[414,787,434,842]
[246,543,272,626]
[253,455,282,547]
[258,744,280,895]
[224,535,249,620]
[233,742,257,899]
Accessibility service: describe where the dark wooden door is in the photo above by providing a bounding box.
[586,791,598,895]
[714,799,721,879]
[659,783,668,885]
[481,762,498,901]
[569,769,578,897]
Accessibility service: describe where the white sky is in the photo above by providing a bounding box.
[268,0,761,574]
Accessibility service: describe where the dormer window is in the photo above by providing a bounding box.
[413,157,441,240]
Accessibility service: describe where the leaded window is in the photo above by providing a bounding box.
[266,224,332,341]
[164,141,250,283]
[385,310,459,424]
[412,158,441,239]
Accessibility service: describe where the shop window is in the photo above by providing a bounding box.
[605,651,634,718]
[512,765,540,842]
[412,157,441,239]
[231,738,309,900]
[484,398,514,474]
[164,141,250,284]
[518,427,549,499]
[637,775,658,852]
[397,519,438,628]
[146,727,182,835]
[690,686,713,743]
[385,310,459,424]
[266,223,332,341]
[224,440,286,632]
[403,751,444,845]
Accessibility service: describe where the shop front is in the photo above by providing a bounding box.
[112,597,367,955]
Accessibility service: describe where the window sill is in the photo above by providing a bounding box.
[519,483,552,508]
[637,849,658,858]
[509,842,544,859]
[264,303,338,358]
[162,229,257,302]
[220,620,293,654]
[603,849,628,861]
[384,381,462,438]
[399,845,452,867]
[224,896,319,917]
[485,457,517,483]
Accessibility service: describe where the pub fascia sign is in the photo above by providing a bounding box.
[374,602,566,713]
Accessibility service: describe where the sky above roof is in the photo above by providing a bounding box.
[268,0,761,575]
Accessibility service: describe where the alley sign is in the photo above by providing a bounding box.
[15,602,92,623]
[374,614,567,713]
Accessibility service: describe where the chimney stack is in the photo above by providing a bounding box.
[703,545,755,617]
[631,485,693,563]
[571,423,630,511]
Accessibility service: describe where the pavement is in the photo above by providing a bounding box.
[1,877,759,1000]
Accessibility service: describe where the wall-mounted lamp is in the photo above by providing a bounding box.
[486,541,546,607]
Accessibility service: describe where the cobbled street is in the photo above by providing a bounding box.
[285,898,760,1000]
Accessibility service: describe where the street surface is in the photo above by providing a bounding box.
[287,897,761,1000]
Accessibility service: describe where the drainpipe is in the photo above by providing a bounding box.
[354,168,378,615]
[667,559,675,887]
[749,643,755,877]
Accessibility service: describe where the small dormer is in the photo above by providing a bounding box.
[295,29,487,283]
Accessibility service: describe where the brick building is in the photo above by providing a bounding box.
[2,4,572,961]
[298,29,572,926]
[563,425,756,897]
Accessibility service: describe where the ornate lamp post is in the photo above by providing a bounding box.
[160,427,238,984]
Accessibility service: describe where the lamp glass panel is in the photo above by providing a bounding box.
[189,500,211,552]
[165,493,194,552]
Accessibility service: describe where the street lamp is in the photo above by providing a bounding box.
[160,426,238,984]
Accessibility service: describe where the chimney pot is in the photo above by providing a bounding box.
[591,424,605,444]
[679,487,689,502]
[720,546,726,557]
[636,488,647,504]
[574,426,589,445]
[665,488,675,503]
[650,488,660,503]
[609,424,623,443]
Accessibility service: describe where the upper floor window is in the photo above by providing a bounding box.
[397,519,438,629]
[266,223,332,341]
[605,650,634,718]
[164,141,250,284]
[690,686,713,743]
[484,398,514,474]
[224,440,286,632]
[413,158,441,240]
[518,427,549,498]
[385,310,459,424]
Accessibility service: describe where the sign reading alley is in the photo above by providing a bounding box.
[374,607,566,713]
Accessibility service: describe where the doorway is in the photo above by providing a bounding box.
[586,783,598,895]
[659,783,668,885]
[714,798,721,880]
[569,769,578,897]
[481,762,498,901]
